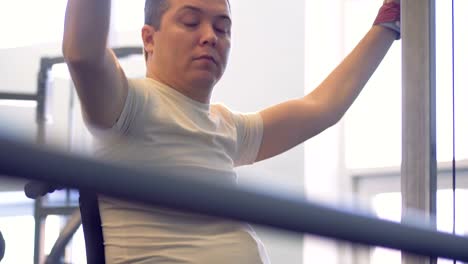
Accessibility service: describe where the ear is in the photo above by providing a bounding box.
[141,25,156,57]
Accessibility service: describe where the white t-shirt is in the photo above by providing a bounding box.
[92,78,270,264]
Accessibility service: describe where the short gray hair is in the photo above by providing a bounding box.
[144,0,171,29]
[144,0,171,60]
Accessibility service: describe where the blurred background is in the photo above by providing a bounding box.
[0,0,467,263]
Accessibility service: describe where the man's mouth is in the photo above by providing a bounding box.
[194,55,218,66]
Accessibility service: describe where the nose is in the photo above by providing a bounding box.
[200,24,218,47]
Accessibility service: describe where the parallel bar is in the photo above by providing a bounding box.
[401,0,437,263]
[0,137,468,261]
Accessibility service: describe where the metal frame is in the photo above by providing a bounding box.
[0,61,48,264]
[45,210,81,264]
[0,46,142,264]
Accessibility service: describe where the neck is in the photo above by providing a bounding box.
[146,71,213,104]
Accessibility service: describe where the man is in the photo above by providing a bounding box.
[63,0,400,263]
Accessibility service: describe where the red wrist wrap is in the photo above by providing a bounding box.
[373,2,401,39]
[374,2,400,24]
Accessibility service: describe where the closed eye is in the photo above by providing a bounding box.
[214,20,231,34]
[183,22,199,28]
[215,27,230,34]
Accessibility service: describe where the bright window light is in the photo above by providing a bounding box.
[0,1,67,49]
[0,216,34,264]
[0,100,37,108]
[343,0,468,170]
[371,190,468,264]
[113,0,145,32]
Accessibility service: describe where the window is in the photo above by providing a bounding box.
[0,192,34,264]
[343,0,402,169]
[112,0,145,32]
[344,0,468,170]
[371,190,468,264]
[0,216,35,264]
[0,104,37,142]
[333,0,468,263]
[43,215,86,264]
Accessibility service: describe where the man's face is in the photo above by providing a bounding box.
[146,0,232,98]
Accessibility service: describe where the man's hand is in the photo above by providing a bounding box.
[374,0,401,39]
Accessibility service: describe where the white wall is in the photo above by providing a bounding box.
[225,1,306,263]
[303,1,347,263]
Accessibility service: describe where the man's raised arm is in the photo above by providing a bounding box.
[256,0,400,161]
[63,0,128,128]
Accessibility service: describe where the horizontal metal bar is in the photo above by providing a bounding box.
[39,46,143,70]
[113,47,143,58]
[38,206,78,217]
[0,93,37,101]
[0,136,468,261]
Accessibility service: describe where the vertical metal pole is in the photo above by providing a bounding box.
[33,199,45,264]
[33,60,49,264]
[401,0,437,264]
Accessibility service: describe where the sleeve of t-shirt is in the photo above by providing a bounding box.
[232,111,264,167]
[85,78,143,138]
[109,79,141,135]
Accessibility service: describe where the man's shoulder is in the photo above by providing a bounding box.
[126,77,165,101]
[211,103,234,118]
[128,77,152,90]
[211,104,259,120]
